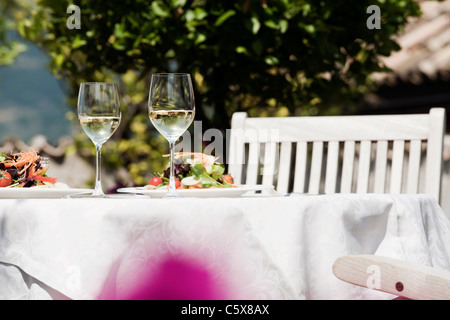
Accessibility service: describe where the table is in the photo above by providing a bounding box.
[0,193,449,300]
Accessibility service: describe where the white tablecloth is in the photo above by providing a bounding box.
[0,193,449,300]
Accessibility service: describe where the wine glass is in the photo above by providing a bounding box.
[78,82,121,197]
[148,73,195,198]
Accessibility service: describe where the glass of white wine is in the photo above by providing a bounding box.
[148,73,195,198]
[78,82,121,197]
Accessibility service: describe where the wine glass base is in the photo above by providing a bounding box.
[64,191,103,199]
[162,191,181,199]
[64,192,148,199]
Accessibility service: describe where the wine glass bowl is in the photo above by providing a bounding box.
[148,73,195,198]
[78,82,121,197]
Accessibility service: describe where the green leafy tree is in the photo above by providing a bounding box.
[0,0,27,67]
[16,0,424,186]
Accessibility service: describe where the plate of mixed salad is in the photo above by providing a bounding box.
[117,152,271,198]
[0,150,92,198]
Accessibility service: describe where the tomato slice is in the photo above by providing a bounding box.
[149,176,164,187]
[221,174,234,184]
[0,170,12,187]
[31,175,57,184]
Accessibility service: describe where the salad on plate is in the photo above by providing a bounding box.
[0,150,61,188]
[146,152,235,190]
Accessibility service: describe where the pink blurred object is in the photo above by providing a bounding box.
[99,255,228,300]
[128,257,226,300]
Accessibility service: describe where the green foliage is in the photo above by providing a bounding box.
[15,0,424,186]
[0,0,27,67]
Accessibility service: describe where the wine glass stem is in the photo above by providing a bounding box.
[94,144,104,196]
[168,140,177,195]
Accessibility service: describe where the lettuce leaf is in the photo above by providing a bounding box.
[211,164,225,180]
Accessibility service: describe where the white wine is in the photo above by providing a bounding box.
[149,110,194,141]
[79,115,121,145]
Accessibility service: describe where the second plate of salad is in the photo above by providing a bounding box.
[117,152,273,198]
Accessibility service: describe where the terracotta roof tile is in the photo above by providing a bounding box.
[375,0,450,84]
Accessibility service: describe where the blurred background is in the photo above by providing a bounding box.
[0,0,449,207]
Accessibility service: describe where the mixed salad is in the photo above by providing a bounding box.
[146,152,235,189]
[0,150,58,188]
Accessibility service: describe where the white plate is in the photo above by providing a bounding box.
[117,185,273,198]
[0,187,93,199]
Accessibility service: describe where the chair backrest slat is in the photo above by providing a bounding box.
[277,142,293,195]
[356,140,372,194]
[341,141,356,193]
[261,141,277,186]
[407,139,422,194]
[308,141,323,194]
[324,141,340,194]
[228,113,247,184]
[246,141,260,186]
[293,141,307,193]
[373,140,388,193]
[390,140,405,194]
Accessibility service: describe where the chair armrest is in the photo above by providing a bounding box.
[332,255,450,300]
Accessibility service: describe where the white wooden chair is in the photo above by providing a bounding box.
[228,108,446,202]
[332,255,450,300]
